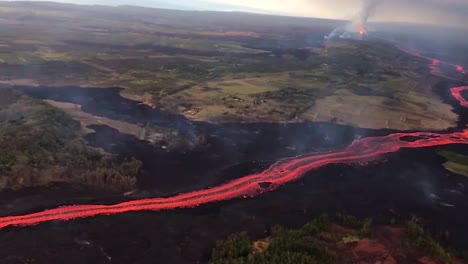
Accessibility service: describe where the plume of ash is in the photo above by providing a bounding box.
[326,0,383,39]
[347,0,383,32]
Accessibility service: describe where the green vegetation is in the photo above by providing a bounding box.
[211,232,252,263]
[211,215,336,264]
[0,89,141,191]
[335,213,372,238]
[0,2,458,129]
[211,215,462,264]
[407,221,454,264]
[438,150,468,177]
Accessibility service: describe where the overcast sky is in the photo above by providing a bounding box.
[10,0,468,28]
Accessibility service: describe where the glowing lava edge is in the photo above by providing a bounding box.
[0,49,467,229]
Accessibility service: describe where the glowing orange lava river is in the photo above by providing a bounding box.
[0,48,467,229]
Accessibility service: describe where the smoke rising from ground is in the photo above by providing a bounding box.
[346,0,383,32]
[359,0,382,26]
[326,0,383,39]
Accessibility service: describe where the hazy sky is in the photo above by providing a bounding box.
[11,0,468,27]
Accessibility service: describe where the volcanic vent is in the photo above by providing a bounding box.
[325,0,380,40]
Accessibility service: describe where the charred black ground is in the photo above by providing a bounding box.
[0,74,465,263]
[0,2,467,264]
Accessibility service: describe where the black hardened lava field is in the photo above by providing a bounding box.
[0,1,468,263]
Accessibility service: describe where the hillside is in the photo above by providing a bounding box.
[211,215,463,264]
[0,88,141,191]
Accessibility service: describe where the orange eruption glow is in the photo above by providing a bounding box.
[0,49,466,230]
[451,87,468,107]
[359,25,366,36]
[0,129,468,229]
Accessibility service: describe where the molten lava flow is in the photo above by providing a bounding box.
[451,87,468,107]
[0,130,468,229]
[429,59,443,76]
[403,47,466,81]
[0,49,467,230]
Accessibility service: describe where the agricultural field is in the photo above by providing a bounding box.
[0,1,458,130]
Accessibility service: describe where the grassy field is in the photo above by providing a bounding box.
[154,41,458,129]
[302,89,456,130]
[438,150,468,177]
[44,99,188,149]
[0,1,461,130]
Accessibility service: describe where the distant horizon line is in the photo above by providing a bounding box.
[2,0,467,30]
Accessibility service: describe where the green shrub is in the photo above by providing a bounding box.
[211,232,252,263]
[302,214,330,235]
[407,221,453,264]
[211,216,336,264]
